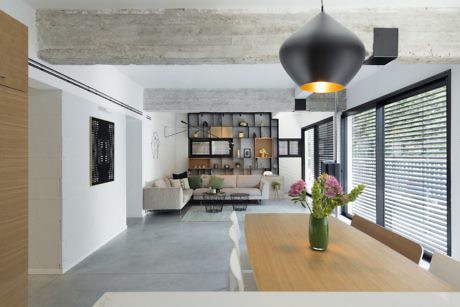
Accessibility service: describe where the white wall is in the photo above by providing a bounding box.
[28,88,62,274]
[126,116,143,218]
[142,112,180,185]
[61,91,127,272]
[274,112,333,192]
[346,63,460,260]
[174,113,189,173]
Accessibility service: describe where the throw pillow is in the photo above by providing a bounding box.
[172,171,188,179]
[188,176,202,189]
[209,176,224,190]
[180,178,190,189]
[169,179,182,188]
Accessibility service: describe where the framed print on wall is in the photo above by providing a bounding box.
[243,148,252,158]
[90,117,115,186]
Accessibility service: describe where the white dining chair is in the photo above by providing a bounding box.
[228,224,252,271]
[429,252,460,290]
[229,248,258,292]
[229,211,242,239]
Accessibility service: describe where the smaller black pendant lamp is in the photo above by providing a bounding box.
[279,1,365,93]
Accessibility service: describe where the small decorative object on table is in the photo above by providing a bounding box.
[193,131,199,138]
[258,148,269,158]
[238,131,245,138]
[239,119,248,127]
[243,148,252,158]
[290,174,365,251]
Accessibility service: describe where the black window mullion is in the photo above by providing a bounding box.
[376,105,385,226]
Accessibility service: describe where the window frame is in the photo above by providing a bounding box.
[301,116,334,181]
[340,70,451,256]
[278,138,302,157]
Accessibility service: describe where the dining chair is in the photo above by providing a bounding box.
[230,211,242,239]
[229,224,252,271]
[229,248,258,291]
[351,214,423,263]
[429,252,460,289]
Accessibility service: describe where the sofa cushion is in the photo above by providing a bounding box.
[221,188,262,196]
[237,175,262,188]
[222,175,237,188]
[169,179,182,188]
[188,176,202,189]
[173,171,188,179]
[164,177,172,187]
[209,176,224,189]
[180,178,190,189]
[201,175,211,188]
[153,179,167,188]
[193,188,210,196]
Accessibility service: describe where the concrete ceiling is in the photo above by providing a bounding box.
[24,0,460,10]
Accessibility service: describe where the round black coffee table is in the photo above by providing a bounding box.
[203,192,226,213]
[230,193,249,211]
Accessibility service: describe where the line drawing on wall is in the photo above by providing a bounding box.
[151,131,160,159]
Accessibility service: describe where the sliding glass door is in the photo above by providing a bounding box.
[342,73,450,255]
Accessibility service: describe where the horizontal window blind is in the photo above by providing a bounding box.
[317,120,334,177]
[304,128,315,193]
[384,86,448,254]
[350,109,377,222]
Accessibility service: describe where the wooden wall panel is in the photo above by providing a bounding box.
[0,10,28,307]
[0,10,28,93]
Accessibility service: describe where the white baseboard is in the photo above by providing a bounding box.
[29,268,63,275]
[61,225,128,273]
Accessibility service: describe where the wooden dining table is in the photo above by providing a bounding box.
[245,213,456,291]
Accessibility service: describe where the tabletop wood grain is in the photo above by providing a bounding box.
[245,213,456,291]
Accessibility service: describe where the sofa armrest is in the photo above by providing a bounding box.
[143,187,184,210]
[259,179,270,200]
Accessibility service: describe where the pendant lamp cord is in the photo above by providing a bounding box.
[321,0,324,12]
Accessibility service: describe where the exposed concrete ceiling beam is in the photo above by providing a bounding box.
[143,88,346,112]
[36,8,460,65]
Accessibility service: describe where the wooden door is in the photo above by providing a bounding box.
[0,10,28,307]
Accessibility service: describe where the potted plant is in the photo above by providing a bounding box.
[289,174,365,251]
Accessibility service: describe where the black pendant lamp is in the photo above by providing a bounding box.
[279,1,365,93]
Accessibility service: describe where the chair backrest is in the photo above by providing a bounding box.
[230,211,242,239]
[351,214,423,263]
[229,248,245,291]
[429,252,460,290]
[228,224,241,256]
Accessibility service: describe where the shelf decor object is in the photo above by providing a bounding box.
[279,0,365,93]
[289,175,365,251]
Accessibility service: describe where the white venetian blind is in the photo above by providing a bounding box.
[350,109,377,222]
[384,86,448,254]
[317,120,334,176]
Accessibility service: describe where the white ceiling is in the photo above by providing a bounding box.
[24,0,460,10]
[115,63,382,100]
[115,64,293,89]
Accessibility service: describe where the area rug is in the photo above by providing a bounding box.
[181,201,309,222]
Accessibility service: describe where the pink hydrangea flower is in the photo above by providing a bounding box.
[324,175,343,198]
[289,180,306,196]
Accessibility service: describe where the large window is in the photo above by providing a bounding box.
[342,72,450,255]
[347,109,377,222]
[302,118,334,192]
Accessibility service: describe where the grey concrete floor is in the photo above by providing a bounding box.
[28,198,317,306]
[29,208,234,307]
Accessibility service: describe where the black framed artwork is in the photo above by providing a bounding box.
[243,148,252,158]
[90,117,115,186]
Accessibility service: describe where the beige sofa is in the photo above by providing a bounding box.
[143,178,193,211]
[143,175,269,211]
[193,175,269,201]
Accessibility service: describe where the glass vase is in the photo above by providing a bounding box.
[309,215,329,251]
